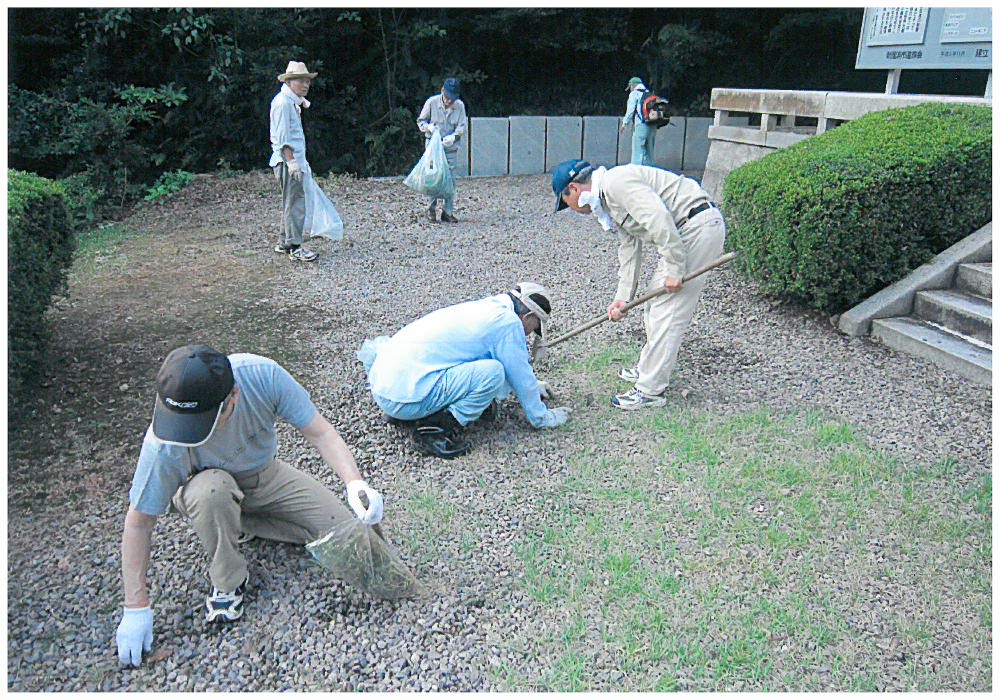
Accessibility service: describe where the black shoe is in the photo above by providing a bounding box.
[480,399,501,423]
[427,207,438,223]
[411,410,470,458]
[440,211,459,224]
[384,414,413,428]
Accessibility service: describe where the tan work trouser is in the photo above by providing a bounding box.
[635,209,726,397]
[172,458,353,593]
[273,163,305,248]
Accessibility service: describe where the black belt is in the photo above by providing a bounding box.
[679,201,717,228]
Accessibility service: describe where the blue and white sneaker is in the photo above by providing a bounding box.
[205,575,248,623]
[611,386,668,410]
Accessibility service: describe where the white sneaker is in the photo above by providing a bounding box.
[617,367,639,382]
[205,575,248,623]
[288,246,318,262]
[611,386,667,410]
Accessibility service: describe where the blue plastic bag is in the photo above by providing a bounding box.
[404,131,455,199]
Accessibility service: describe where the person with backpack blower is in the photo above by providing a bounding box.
[620,77,670,167]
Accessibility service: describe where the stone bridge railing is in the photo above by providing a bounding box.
[701,88,992,199]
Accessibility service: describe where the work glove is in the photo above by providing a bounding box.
[541,406,573,428]
[424,123,437,134]
[346,480,384,525]
[116,606,153,667]
[286,159,303,183]
[442,134,456,147]
[538,379,553,401]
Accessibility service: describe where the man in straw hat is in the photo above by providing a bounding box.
[552,159,726,409]
[115,344,385,666]
[269,60,320,262]
[359,284,571,458]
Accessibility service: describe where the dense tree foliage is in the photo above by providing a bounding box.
[8,8,988,213]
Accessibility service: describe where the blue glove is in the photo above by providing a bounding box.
[116,607,153,666]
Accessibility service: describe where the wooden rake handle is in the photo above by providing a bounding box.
[543,251,736,348]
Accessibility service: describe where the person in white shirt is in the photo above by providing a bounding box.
[269,61,319,262]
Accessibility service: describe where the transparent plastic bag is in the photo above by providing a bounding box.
[303,173,344,241]
[306,519,424,600]
[357,336,390,374]
[403,131,455,199]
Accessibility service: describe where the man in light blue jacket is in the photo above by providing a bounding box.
[362,283,572,458]
[620,76,655,166]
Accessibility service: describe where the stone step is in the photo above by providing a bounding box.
[956,262,992,299]
[872,316,991,386]
[913,288,992,344]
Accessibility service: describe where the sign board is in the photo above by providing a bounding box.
[856,7,991,70]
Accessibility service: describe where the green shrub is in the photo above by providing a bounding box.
[723,103,992,313]
[8,170,76,399]
[59,170,107,228]
[144,169,196,201]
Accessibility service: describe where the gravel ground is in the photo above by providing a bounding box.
[7,172,991,691]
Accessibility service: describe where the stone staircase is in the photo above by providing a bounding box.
[872,262,992,385]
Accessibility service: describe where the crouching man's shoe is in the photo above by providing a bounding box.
[412,409,470,458]
[205,574,249,623]
[439,211,459,224]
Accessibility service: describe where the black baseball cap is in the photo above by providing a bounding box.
[152,344,235,446]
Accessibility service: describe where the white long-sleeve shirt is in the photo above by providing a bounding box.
[368,294,553,427]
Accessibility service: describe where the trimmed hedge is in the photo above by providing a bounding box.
[8,170,75,398]
[722,103,992,313]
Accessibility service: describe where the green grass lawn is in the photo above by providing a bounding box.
[502,343,991,691]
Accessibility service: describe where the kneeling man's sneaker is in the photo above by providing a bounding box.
[205,575,248,623]
[617,367,639,382]
[611,386,667,410]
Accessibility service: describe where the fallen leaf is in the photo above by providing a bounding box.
[57,557,71,569]
[680,389,690,399]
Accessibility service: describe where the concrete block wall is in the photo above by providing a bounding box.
[461,114,714,177]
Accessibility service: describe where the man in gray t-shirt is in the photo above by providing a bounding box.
[115,345,385,667]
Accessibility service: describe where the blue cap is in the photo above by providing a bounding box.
[551,159,591,212]
[442,77,460,100]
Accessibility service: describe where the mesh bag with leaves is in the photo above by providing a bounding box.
[305,520,424,600]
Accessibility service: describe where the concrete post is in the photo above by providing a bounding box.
[713,109,729,127]
[760,113,777,133]
[885,69,901,95]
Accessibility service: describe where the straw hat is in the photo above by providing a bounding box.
[278,61,318,82]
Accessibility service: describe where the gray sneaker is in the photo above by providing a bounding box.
[617,367,639,382]
[611,386,667,410]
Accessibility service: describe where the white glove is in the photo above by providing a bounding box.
[542,406,573,428]
[538,380,553,400]
[116,606,153,667]
[285,159,303,183]
[442,134,456,147]
[346,480,384,525]
[424,123,437,134]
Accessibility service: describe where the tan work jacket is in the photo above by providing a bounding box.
[600,165,710,302]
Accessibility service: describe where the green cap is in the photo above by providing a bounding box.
[627,76,642,90]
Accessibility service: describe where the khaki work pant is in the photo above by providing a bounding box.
[273,163,305,248]
[171,458,353,593]
[635,209,726,397]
